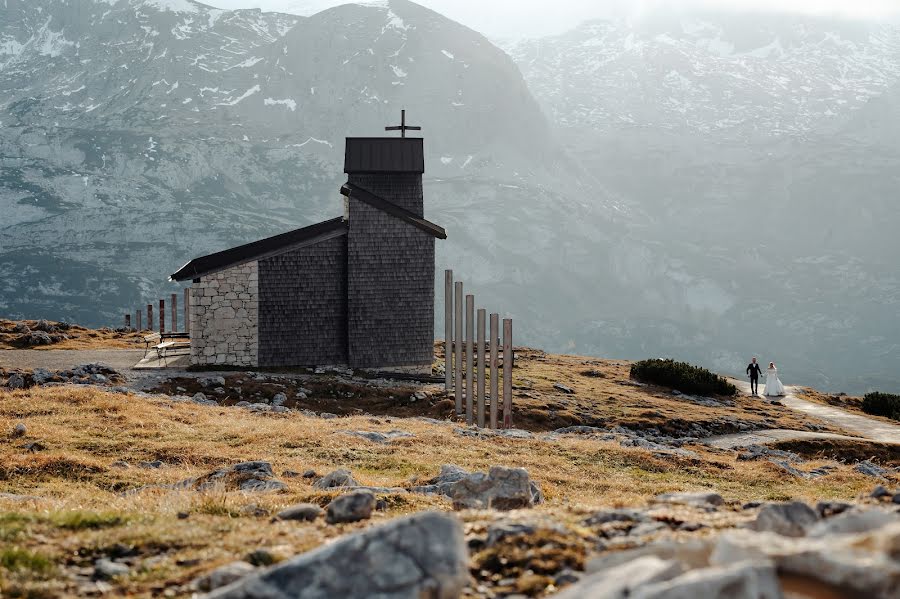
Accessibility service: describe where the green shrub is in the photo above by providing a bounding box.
[630,359,737,397]
[861,392,900,421]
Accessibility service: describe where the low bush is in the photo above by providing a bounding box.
[630,359,737,396]
[861,392,900,421]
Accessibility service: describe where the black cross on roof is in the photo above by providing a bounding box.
[385,109,421,138]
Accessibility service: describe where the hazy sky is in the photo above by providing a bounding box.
[208,0,900,40]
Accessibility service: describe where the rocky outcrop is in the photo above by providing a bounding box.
[205,512,468,598]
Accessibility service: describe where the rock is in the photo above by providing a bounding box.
[11,422,27,437]
[554,426,606,435]
[241,504,270,518]
[312,469,359,490]
[12,322,30,333]
[179,461,287,493]
[7,374,25,390]
[325,491,375,524]
[20,441,46,452]
[33,319,56,333]
[17,331,53,347]
[856,460,889,478]
[737,444,800,462]
[341,430,415,444]
[654,492,724,508]
[553,382,575,394]
[271,393,287,406]
[815,501,853,518]
[193,392,208,402]
[747,501,818,537]
[871,485,892,499]
[807,508,899,537]
[319,412,338,419]
[486,521,538,546]
[630,561,781,599]
[449,466,537,511]
[281,470,301,478]
[138,460,163,469]
[94,558,130,579]
[275,503,323,522]
[554,555,684,599]
[205,512,467,599]
[31,368,53,384]
[111,460,130,469]
[893,494,900,505]
[583,508,648,526]
[194,561,256,592]
[301,469,317,479]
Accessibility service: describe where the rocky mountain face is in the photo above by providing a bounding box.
[2,1,898,392]
[0,0,599,346]
[510,13,900,392]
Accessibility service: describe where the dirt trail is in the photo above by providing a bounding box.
[709,379,900,447]
[0,350,146,377]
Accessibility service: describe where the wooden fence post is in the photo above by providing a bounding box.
[124,314,131,330]
[503,318,513,429]
[159,299,165,334]
[171,293,178,332]
[490,313,499,429]
[465,294,474,426]
[147,304,153,332]
[476,308,486,428]
[454,282,463,415]
[444,270,453,393]
[184,287,190,335]
[136,309,142,332]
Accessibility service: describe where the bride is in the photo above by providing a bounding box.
[764,362,786,397]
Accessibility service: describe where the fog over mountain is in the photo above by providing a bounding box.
[1,0,898,393]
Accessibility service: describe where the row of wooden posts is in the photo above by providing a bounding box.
[124,288,190,334]
[443,269,513,429]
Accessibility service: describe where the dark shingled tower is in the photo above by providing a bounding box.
[343,131,434,370]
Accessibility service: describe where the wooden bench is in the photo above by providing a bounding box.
[155,340,192,365]
[143,332,190,361]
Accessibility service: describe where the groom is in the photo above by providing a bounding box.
[746,357,763,396]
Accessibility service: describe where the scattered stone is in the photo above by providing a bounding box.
[554,556,684,599]
[747,501,818,537]
[275,503,323,522]
[325,491,375,524]
[31,368,53,384]
[583,508,648,526]
[194,561,256,592]
[737,444,800,462]
[871,485,892,499]
[553,383,575,394]
[281,470,301,478]
[271,393,287,406]
[11,422,27,437]
[111,460,130,469]
[20,441,46,452]
[138,460,163,469]
[631,560,781,599]
[654,492,724,508]
[856,460,889,478]
[17,331,54,347]
[807,508,899,537]
[341,430,415,444]
[205,512,467,599]
[241,504,270,518]
[177,512,189,520]
[449,466,538,511]
[301,469,317,479]
[7,374,25,390]
[94,558,130,579]
[177,461,287,493]
[485,521,538,546]
[815,501,853,518]
[319,412,338,419]
[312,469,358,490]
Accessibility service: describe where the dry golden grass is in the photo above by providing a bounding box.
[0,319,144,350]
[0,384,885,597]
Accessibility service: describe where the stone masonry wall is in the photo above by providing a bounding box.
[190,262,259,367]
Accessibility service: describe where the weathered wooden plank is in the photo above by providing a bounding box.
[171,293,178,332]
[465,294,474,426]
[444,270,453,393]
[147,304,153,332]
[476,308,486,428]
[136,309,142,332]
[490,313,499,429]
[454,281,463,415]
[184,287,190,335]
[124,314,131,330]
[159,299,165,334]
[503,318,513,429]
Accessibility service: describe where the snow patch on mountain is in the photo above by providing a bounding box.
[264,97,297,111]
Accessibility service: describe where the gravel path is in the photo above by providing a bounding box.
[710,379,900,447]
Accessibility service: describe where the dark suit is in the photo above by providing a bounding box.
[746,362,763,394]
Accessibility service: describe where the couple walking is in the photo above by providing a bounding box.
[746,357,785,397]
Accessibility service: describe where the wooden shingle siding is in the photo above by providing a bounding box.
[257,235,348,367]
[347,173,435,369]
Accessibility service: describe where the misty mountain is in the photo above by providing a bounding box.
[511,13,900,392]
[0,0,601,345]
[2,1,899,393]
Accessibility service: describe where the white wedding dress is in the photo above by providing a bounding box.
[764,367,785,397]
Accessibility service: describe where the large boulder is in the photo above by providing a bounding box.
[449,466,539,511]
[205,512,468,599]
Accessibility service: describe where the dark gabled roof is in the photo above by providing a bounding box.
[170,217,347,281]
[340,182,447,240]
[344,138,424,174]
